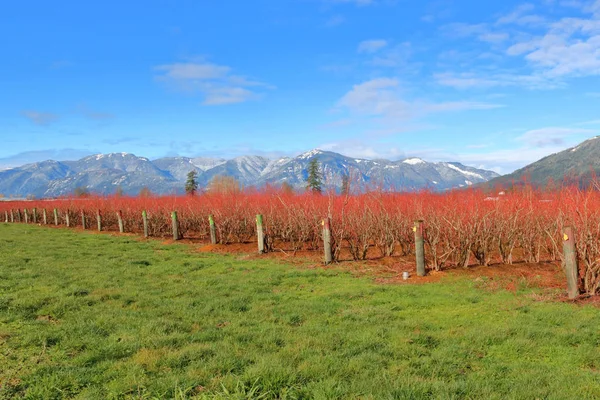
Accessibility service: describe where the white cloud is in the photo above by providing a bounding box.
[496,3,545,25]
[516,127,599,147]
[325,15,346,27]
[336,78,502,119]
[501,3,600,79]
[441,22,510,43]
[479,32,510,43]
[329,0,375,5]
[436,1,600,89]
[318,133,599,174]
[368,42,412,67]
[21,110,59,126]
[357,39,388,53]
[154,60,271,106]
[434,71,561,89]
[155,63,230,80]
[0,149,95,169]
[313,137,554,173]
[202,87,255,106]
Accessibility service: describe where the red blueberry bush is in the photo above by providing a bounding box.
[2,184,600,295]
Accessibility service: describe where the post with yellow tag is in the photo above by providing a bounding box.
[414,220,426,277]
[323,217,332,265]
[562,225,579,299]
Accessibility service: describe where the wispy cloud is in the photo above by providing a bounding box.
[336,78,502,119]
[316,128,596,174]
[103,137,136,146]
[436,1,600,89]
[434,71,561,89]
[368,42,412,67]
[76,104,114,121]
[357,39,388,53]
[496,3,545,25]
[50,60,73,69]
[154,59,272,105]
[441,22,509,43]
[325,15,346,27]
[21,110,59,126]
[0,148,94,169]
[516,127,599,147]
[329,0,375,6]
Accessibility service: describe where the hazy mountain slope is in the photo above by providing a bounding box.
[485,136,600,188]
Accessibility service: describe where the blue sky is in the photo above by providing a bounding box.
[1,0,600,173]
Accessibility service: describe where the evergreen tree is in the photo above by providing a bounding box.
[306,158,322,194]
[185,170,199,196]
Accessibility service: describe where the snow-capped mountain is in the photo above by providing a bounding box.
[0,149,500,198]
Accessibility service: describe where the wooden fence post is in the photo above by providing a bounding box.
[142,210,149,238]
[323,217,332,265]
[10,209,14,223]
[414,220,426,277]
[171,211,180,240]
[42,209,47,225]
[97,210,102,231]
[65,211,70,227]
[208,215,217,244]
[562,225,580,299]
[117,210,124,233]
[32,208,37,223]
[53,209,58,226]
[4,211,7,223]
[81,210,86,230]
[256,214,265,254]
[24,209,29,224]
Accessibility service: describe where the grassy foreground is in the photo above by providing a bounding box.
[1,225,599,399]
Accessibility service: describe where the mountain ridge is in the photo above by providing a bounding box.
[0,149,500,198]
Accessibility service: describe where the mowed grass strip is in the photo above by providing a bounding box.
[0,224,599,399]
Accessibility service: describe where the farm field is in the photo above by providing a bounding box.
[2,187,600,295]
[1,224,600,399]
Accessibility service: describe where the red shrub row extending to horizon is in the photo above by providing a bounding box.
[1,186,600,295]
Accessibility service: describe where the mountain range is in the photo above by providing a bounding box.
[0,149,500,198]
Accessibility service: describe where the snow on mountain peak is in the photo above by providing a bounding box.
[298,149,323,159]
[403,158,425,165]
[446,163,483,180]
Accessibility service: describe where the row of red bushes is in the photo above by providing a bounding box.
[1,187,599,294]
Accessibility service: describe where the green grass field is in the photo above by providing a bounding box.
[1,224,600,399]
